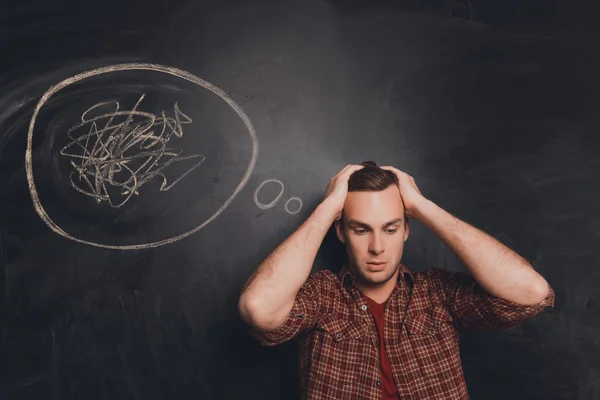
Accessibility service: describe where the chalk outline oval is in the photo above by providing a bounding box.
[25,63,258,250]
[253,179,285,210]
[284,197,302,215]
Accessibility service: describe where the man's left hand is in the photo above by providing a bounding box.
[380,166,428,219]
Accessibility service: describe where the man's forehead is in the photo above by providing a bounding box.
[344,189,404,214]
[345,186,401,201]
[347,217,404,226]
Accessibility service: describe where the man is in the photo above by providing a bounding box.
[238,161,555,400]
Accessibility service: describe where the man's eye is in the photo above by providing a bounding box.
[354,229,397,234]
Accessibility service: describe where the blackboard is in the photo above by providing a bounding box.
[1,0,598,399]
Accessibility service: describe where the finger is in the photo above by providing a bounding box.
[340,164,365,178]
[331,164,353,180]
[380,166,399,181]
[328,165,350,183]
[340,164,357,173]
[381,166,407,179]
[332,164,364,182]
[339,164,363,176]
[336,166,364,184]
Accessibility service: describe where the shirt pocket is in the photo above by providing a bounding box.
[318,315,370,342]
[405,305,454,336]
[404,306,462,382]
[313,315,371,394]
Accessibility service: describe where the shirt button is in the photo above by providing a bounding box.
[336,332,343,339]
[361,305,368,311]
[289,312,295,317]
[376,380,381,387]
[429,325,435,333]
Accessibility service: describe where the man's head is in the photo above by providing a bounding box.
[334,161,409,288]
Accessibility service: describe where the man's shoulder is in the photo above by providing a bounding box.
[306,269,340,284]
[412,266,481,308]
[301,269,344,294]
[409,266,474,295]
[414,265,471,280]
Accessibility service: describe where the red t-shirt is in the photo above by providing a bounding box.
[364,295,401,400]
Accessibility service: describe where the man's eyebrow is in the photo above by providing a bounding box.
[346,218,403,229]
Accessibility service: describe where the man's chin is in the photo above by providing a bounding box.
[359,269,394,284]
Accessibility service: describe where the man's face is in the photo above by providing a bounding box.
[335,185,409,287]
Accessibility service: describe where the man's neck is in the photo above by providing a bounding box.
[354,269,400,304]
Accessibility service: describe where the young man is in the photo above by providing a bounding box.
[238,161,555,400]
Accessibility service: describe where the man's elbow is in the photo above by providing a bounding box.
[529,279,551,304]
[509,279,552,306]
[238,295,263,327]
[238,296,283,332]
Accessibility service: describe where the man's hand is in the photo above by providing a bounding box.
[322,164,365,221]
[380,166,428,219]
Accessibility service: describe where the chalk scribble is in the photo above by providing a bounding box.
[26,63,258,249]
[60,94,205,207]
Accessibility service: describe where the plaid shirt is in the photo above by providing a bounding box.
[248,263,555,400]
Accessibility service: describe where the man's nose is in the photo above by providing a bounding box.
[369,233,385,254]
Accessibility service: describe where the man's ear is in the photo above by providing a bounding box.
[334,217,346,244]
[404,216,410,242]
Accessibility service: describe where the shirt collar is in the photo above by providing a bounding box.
[338,261,414,287]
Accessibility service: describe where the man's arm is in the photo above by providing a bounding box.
[238,165,364,333]
[428,267,554,331]
[415,198,551,306]
[238,201,336,332]
[247,272,325,347]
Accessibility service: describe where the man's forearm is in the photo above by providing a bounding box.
[238,199,338,328]
[415,198,549,305]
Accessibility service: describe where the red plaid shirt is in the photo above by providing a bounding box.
[248,263,555,400]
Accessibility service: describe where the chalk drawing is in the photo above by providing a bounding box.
[25,63,258,250]
[61,94,205,208]
[253,179,284,210]
[284,197,302,215]
[254,179,303,215]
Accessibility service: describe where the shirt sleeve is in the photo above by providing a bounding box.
[428,267,555,331]
[246,272,324,347]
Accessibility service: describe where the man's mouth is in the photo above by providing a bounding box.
[367,261,387,270]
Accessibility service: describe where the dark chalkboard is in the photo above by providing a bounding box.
[1,0,598,399]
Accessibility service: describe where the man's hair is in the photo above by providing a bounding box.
[337,161,403,228]
[348,161,398,192]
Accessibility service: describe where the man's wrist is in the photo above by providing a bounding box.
[312,199,339,225]
[411,197,435,224]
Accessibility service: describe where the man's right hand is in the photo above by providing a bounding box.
[322,164,365,221]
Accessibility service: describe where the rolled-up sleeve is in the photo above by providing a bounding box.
[247,272,323,347]
[429,267,555,331]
